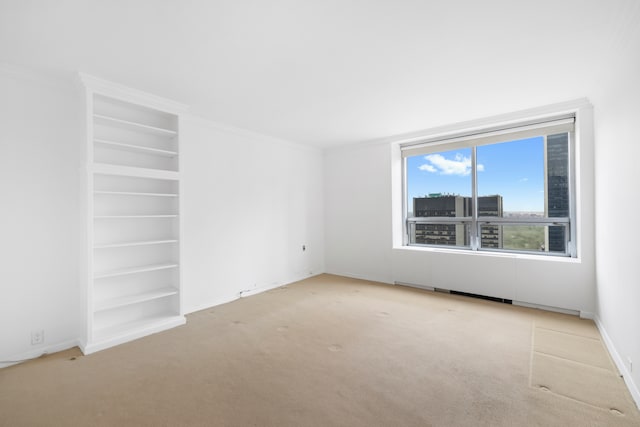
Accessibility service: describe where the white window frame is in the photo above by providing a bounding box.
[401,114,577,257]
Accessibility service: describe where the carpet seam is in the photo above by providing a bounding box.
[535,326,601,341]
[530,347,632,417]
[533,350,617,373]
[529,382,632,416]
[528,321,535,389]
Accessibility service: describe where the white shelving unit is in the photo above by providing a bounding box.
[80,73,188,354]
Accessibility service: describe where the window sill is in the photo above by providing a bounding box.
[393,245,582,263]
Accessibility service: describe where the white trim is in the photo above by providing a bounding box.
[238,272,327,297]
[239,282,286,298]
[79,72,188,115]
[392,244,582,264]
[81,316,186,355]
[185,293,241,315]
[390,98,589,147]
[92,163,180,180]
[397,283,584,316]
[394,281,436,292]
[184,272,325,315]
[579,311,595,320]
[0,339,81,369]
[325,271,394,285]
[512,300,579,316]
[394,98,592,261]
[400,116,574,158]
[326,98,592,154]
[594,315,640,410]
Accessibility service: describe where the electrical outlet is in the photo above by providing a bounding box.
[31,330,44,345]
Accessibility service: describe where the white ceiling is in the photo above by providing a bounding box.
[1,0,638,147]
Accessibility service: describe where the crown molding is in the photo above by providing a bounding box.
[78,72,188,115]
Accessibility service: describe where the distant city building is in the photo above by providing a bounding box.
[413,195,470,246]
[413,194,503,247]
[546,133,569,252]
[478,195,503,248]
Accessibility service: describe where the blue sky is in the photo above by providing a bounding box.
[406,136,544,213]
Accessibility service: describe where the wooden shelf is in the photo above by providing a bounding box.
[94,138,178,157]
[94,114,177,136]
[94,191,178,198]
[93,163,179,180]
[94,263,178,279]
[94,239,178,249]
[94,287,179,312]
[94,215,178,219]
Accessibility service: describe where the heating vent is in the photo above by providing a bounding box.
[441,289,512,304]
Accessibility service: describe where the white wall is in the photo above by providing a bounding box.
[592,16,640,405]
[0,66,325,363]
[324,143,394,283]
[324,101,596,315]
[180,117,325,313]
[0,65,83,365]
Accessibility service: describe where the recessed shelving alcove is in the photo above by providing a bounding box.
[80,74,188,354]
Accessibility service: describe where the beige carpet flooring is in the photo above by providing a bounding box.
[1,274,638,426]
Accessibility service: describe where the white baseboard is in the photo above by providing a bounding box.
[394,281,436,291]
[80,316,186,355]
[513,300,580,316]
[186,293,240,315]
[326,271,394,285]
[238,281,284,298]
[0,339,81,369]
[579,311,595,320]
[185,272,324,315]
[594,315,640,410]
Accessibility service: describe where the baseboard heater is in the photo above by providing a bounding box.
[436,288,512,305]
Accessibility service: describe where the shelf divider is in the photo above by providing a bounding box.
[94,191,178,197]
[94,138,178,157]
[94,113,177,136]
[94,239,178,249]
[89,315,186,351]
[92,163,179,180]
[94,287,179,312]
[94,215,178,219]
[94,263,178,279]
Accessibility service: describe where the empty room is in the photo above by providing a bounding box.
[1,1,639,425]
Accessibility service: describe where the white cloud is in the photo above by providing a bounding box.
[418,164,437,172]
[419,153,484,176]
[518,177,529,182]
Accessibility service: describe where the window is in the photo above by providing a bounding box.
[402,115,575,257]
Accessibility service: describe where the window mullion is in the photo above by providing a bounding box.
[471,146,479,250]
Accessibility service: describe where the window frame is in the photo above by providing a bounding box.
[401,115,577,257]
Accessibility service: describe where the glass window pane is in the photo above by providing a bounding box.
[406,148,472,218]
[480,224,567,254]
[485,225,544,252]
[477,137,545,219]
[406,148,472,248]
[547,225,567,253]
[546,133,569,252]
[404,129,573,256]
[410,222,470,247]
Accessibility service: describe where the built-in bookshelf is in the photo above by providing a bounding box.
[80,74,187,354]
